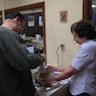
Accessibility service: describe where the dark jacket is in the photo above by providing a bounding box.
[0,27,43,96]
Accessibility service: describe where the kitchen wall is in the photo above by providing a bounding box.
[0,0,83,66]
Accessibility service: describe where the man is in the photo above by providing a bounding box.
[0,12,44,96]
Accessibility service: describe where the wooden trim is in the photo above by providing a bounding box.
[0,11,2,15]
[5,2,44,14]
[42,2,46,54]
[83,0,91,20]
[0,11,3,25]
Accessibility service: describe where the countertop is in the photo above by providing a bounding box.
[35,79,70,96]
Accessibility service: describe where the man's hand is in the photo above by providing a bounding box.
[40,53,46,62]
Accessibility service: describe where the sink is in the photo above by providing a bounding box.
[34,71,70,96]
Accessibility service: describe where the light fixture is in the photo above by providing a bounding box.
[92,4,96,8]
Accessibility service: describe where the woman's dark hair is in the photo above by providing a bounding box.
[71,20,96,39]
[5,11,25,22]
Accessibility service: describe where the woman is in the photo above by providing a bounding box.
[44,20,96,96]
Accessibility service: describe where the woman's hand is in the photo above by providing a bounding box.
[46,64,56,70]
[46,65,67,72]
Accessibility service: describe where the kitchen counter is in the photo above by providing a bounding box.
[31,70,70,96]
